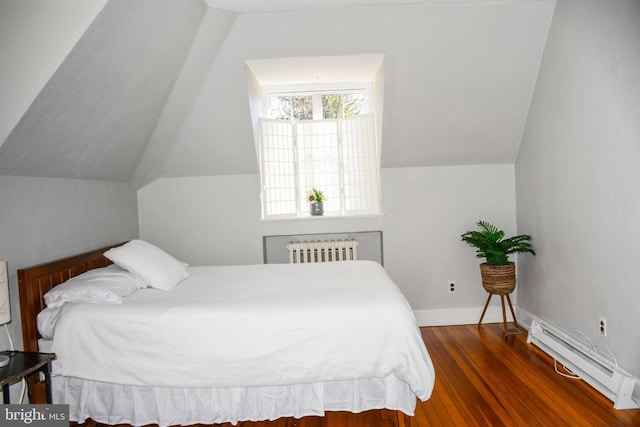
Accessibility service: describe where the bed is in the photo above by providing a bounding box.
[18,240,435,426]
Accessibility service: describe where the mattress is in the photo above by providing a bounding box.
[38,261,435,425]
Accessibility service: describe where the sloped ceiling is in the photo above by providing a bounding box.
[0,0,206,181]
[205,0,424,13]
[0,0,556,185]
[245,54,385,86]
[154,0,555,182]
[0,0,108,147]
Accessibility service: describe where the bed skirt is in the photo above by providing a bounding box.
[54,374,418,426]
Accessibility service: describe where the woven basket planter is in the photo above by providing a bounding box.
[479,262,516,294]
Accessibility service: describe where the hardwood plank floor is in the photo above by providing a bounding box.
[74,324,640,427]
[419,324,640,426]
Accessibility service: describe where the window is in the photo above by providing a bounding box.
[268,92,365,120]
[259,88,381,219]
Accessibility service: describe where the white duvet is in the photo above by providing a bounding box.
[39,261,434,401]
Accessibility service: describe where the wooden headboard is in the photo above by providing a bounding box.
[17,242,126,403]
[17,242,126,354]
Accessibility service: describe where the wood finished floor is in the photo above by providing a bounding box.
[74,324,640,427]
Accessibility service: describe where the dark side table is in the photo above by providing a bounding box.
[0,351,56,404]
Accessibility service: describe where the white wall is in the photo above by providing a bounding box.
[0,176,139,400]
[138,175,384,266]
[383,164,517,325]
[139,163,516,324]
[515,0,640,377]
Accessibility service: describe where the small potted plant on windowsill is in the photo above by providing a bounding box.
[307,188,325,216]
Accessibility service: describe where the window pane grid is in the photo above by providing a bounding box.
[260,119,297,217]
[296,120,341,214]
[260,111,379,219]
[342,114,379,212]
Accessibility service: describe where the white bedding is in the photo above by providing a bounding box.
[38,261,435,425]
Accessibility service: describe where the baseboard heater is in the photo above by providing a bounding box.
[527,320,640,410]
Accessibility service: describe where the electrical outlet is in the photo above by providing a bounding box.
[599,317,607,336]
[448,280,456,293]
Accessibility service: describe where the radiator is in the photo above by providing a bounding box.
[527,320,640,410]
[286,240,359,263]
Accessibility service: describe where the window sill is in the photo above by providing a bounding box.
[260,212,384,222]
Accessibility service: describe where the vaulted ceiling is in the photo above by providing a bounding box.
[0,0,556,188]
[0,0,206,181]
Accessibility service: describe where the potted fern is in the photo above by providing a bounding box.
[460,220,535,294]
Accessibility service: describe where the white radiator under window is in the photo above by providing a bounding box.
[286,240,359,263]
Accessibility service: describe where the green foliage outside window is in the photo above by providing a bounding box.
[269,92,364,121]
[322,93,364,119]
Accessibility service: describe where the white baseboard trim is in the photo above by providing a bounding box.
[514,306,538,331]
[413,304,520,327]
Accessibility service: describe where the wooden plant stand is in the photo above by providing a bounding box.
[478,292,520,335]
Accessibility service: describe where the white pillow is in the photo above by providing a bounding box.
[103,240,189,291]
[44,264,143,308]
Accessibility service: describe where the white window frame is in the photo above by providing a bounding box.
[264,84,370,121]
[259,84,382,220]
